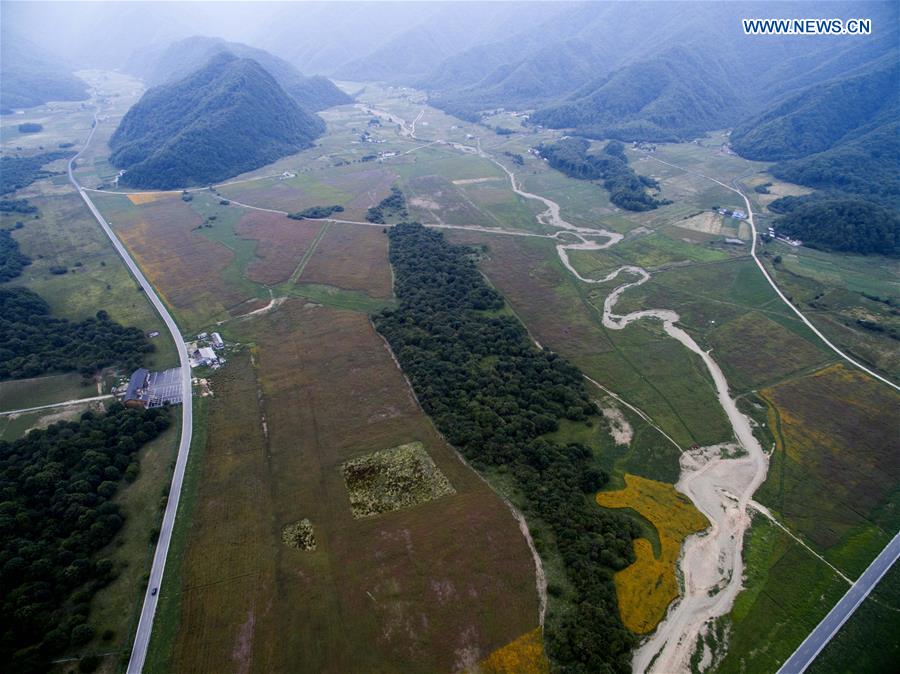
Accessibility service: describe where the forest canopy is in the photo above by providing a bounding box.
[0,230,31,282]
[538,137,669,211]
[109,53,324,189]
[771,196,899,256]
[0,287,153,379]
[0,404,171,671]
[0,151,74,195]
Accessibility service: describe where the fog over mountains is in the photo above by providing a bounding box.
[3,0,896,243]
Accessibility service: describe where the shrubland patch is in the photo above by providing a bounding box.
[281,518,317,551]
[342,441,456,518]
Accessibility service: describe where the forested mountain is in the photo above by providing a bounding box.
[730,57,899,254]
[771,120,900,199]
[125,36,350,111]
[531,46,740,141]
[109,53,324,189]
[731,62,899,161]
[0,33,88,113]
[418,2,897,142]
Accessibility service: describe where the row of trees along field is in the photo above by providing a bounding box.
[538,138,670,211]
[365,186,407,223]
[374,223,640,673]
[0,287,154,379]
[0,403,171,672]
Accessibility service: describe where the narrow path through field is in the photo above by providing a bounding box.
[0,394,114,416]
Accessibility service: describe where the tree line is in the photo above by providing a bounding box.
[374,223,639,673]
[538,138,670,211]
[0,403,171,671]
[0,230,31,282]
[288,204,344,220]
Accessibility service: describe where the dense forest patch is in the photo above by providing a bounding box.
[0,403,171,671]
[0,287,152,379]
[0,151,74,195]
[0,229,32,282]
[365,186,407,223]
[374,223,640,672]
[538,138,670,211]
[769,195,899,256]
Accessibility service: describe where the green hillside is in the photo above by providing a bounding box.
[530,46,739,141]
[731,63,899,162]
[109,53,324,189]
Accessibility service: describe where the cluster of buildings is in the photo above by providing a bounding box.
[189,331,226,369]
[359,131,388,144]
[766,225,803,247]
[717,207,747,220]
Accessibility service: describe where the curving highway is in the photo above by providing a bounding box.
[68,114,193,673]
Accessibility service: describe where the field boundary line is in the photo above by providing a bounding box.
[0,394,114,416]
[370,319,549,628]
[288,221,331,284]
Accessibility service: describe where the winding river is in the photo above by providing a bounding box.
[484,149,770,673]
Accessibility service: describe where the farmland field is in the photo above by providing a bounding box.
[151,303,541,673]
[757,364,900,574]
[298,222,393,297]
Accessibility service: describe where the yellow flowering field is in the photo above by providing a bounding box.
[596,474,708,633]
[477,628,549,674]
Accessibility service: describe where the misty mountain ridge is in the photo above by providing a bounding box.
[109,53,324,189]
[0,33,89,113]
[125,35,351,112]
[415,2,897,142]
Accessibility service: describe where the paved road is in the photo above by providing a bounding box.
[777,531,900,673]
[646,154,898,393]
[68,114,194,673]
